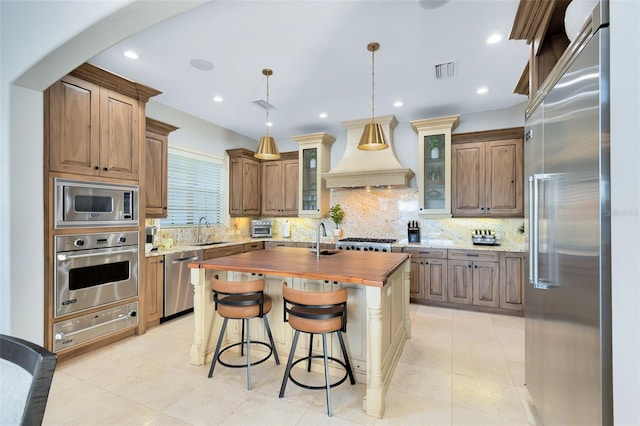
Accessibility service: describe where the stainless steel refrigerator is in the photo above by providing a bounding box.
[524,3,612,425]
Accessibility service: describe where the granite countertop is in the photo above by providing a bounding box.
[146,236,525,257]
[394,238,525,252]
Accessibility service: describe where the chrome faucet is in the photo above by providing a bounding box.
[197,216,209,243]
[316,221,326,258]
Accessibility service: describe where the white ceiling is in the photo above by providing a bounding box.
[89,0,530,143]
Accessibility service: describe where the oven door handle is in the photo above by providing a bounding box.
[57,247,138,262]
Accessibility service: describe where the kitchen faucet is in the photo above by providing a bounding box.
[197,216,210,243]
[316,221,326,258]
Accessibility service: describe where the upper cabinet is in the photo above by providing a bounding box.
[292,132,335,219]
[46,63,161,181]
[410,115,460,217]
[227,149,261,216]
[261,151,299,217]
[510,0,572,98]
[144,118,178,218]
[451,127,524,218]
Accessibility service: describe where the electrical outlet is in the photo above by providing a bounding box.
[428,232,440,239]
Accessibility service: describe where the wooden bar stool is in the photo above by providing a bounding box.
[279,282,355,416]
[208,277,280,390]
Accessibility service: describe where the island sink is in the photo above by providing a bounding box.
[310,248,340,256]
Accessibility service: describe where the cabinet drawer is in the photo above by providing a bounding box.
[244,241,265,252]
[448,249,499,262]
[403,247,447,258]
[203,245,243,260]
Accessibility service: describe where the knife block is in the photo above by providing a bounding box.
[408,226,420,243]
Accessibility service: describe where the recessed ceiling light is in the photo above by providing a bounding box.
[486,34,502,44]
[477,87,489,94]
[123,50,138,60]
[190,58,214,71]
[393,101,403,107]
[213,96,223,102]
[319,113,328,119]
[266,121,273,127]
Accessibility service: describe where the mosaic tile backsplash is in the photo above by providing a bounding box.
[150,188,525,250]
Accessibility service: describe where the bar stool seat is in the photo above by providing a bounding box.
[279,282,355,417]
[208,277,280,390]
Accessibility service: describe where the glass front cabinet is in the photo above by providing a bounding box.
[410,115,460,217]
[292,132,335,218]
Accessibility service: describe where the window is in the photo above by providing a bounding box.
[160,146,224,226]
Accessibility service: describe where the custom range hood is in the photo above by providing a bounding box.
[322,115,414,188]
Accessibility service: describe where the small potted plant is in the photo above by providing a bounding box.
[428,136,441,159]
[329,204,345,237]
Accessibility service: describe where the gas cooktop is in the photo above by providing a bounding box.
[335,238,397,252]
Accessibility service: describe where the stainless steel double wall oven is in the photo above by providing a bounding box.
[52,179,140,352]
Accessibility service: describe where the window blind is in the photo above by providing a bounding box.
[160,147,224,226]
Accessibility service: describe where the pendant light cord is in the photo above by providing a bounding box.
[371,46,375,122]
[265,72,270,138]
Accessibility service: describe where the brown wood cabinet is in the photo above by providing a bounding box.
[499,251,525,311]
[405,248,448,302]
[228,149,261,216]
[203,244,244,260]
[48,75,141,180]
[144,118,178,218]
[261,152,299,216]
[448,250,499,308]
[144,255,164,327]
[451,127,524,218]
[510,0,571,98]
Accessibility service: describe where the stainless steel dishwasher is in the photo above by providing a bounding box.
[163,249,202,320]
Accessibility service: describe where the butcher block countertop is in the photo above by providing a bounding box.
[189,246,409,287]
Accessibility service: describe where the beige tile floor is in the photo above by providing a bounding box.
[43,304,537,425]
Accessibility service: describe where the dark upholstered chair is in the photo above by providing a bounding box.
[0,334,57,425]
[279,282,355,417]
[208,277,280,390]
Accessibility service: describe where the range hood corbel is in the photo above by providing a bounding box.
[322,115,415,188]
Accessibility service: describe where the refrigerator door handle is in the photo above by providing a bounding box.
[532,173,557,290]
[528,175,536,284]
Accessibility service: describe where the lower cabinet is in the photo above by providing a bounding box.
[144,255,164,327]
[405,248,447,302]
[499,252,525,311]
[406,247,522,314]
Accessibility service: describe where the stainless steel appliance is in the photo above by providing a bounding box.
[164,249,202,319]
[251,219,272,238]
[524,4,612,424]
[55,231,138,317]
[55,178,138,228]
[53,302,138,352]
[335,238,396,252]
[471,229,496,246]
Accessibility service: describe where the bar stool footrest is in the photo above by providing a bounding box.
[218,341,274,369]
[288,355,350,390]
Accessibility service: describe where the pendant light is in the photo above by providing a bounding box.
[358,42,389,151]
[255,68,280,160]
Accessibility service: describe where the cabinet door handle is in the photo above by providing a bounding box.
[94,166,99,170]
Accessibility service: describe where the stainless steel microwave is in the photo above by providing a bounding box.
[55,178,138,228]
[251,220,272,238]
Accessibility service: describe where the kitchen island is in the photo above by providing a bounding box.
[188,247,411,418]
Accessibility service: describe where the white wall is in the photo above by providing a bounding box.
[146,101,256,155]
[610,0,640,423]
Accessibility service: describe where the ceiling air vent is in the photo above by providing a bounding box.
[252,99,276,110]
[434,61,456,79]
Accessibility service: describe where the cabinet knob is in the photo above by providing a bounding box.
[94,166,99,170]
[103,167,108,171]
